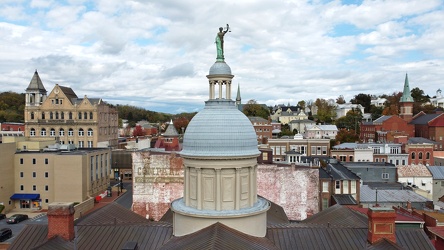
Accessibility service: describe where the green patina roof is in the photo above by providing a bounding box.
[400,73,414,103]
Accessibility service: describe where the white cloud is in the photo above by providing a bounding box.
[0,0,443,113]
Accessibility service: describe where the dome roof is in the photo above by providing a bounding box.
[181,100,260,158]
[209,61,232,75]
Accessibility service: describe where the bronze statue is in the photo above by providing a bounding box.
[215,24,230,60]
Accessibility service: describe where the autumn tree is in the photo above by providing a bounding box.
[335,108,363,134]
[132,125,144,136]
[173,117,190,133]
[336,95,346,104]
[297,100,306,110]
[335,128,360,143]
[242,99,270,120]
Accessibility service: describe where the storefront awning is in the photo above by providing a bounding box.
[10,193,40,200]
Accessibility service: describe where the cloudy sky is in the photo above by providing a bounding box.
[1,0,443,114]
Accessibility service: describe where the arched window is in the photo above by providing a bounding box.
[69,112,72,119]
[411,152,415,159]
[50,112,53,120]
[426,152,430,159]
[31,112,34,120]
[61,112,64,119]
[55,112,59,119]
[419,152,423,160]
[84,112,87,120]
[41,128,47,136]
[68,128,74,137]
[50,128,55,137]
[30,128,36,136]
[88,128,93,136]
[79,128,84,136]
[90,112,93,120]
[59,128,65,136]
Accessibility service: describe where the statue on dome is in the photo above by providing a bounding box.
[215,24,230,60]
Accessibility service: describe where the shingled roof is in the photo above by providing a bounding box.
[397,164,432,177]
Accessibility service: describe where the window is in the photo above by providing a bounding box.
[412,152,415,159]
[68,128,74,136]
[90,112,93,119]
[45,199,49,203]
[335,181,340,189]
[88,128,93,136]
[20,172,24,178]
[33,172,36,178]
[41,128,46,136]
[69,112,73,119]
[45,185,48,191]
[88,141,93,148]
[20,158,23,164]
[311,146,316,155]
[382,173,389,179]
[20,185,24,191]
[90,156,94,182]
[59,128,64,136]
[79,141,84,148]
[322,146,327,155]
[84,112,87,120]
[45,158,48,164]
[349,156,353,162]
[78,112,82,119]
[322,198,329,210]
[31,112,35,119]
[50,112,53,119]
[30,128,36,136]
[50,128,56,137]
[61,112,64,119]
[322,182,329,192]
[45,172,49,178]
[426,152,430,160]
[343,181,349,194]
[55,112,59,119]
[419,152,423,160]
[33,158,36,164]
[351,181,356,193]
[79,128,84,136]
[41,112,45,119]
[33,185,37,191]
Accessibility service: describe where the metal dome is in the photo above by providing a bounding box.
[209,61,232,75]
[181,100,260,157]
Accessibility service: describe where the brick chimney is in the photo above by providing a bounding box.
[367,207,396,244]
[47,202,75,241]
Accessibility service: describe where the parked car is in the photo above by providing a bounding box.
[0,214,6,220]
[0,228,12,242]
[6,214,28,224]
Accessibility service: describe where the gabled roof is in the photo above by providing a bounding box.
[373,115,392,123]
[160,222,279,250]
[427,166,444,179]
[325,163,361,180]
[76,202,149,226]
[248,116,269,123]
[303,204,367,227]
[58,85,78,103]
[367,238,404,250]
[26,70,46,92]
[410,113,441,125]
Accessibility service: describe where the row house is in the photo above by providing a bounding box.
[248,116,272,143]
[331,142,409,166]
[410,111,444,151]
[319,159,361,211]
[267,138,330,162]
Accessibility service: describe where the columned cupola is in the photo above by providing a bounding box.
[171,25,269,237]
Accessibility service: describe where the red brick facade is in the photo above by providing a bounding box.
[367,207,396,244]
[360,116,414,143]
[0,122,24,131]
[47,202,75,241]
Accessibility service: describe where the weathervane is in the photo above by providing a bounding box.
[215,24,231,61]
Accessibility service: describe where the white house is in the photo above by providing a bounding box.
[304,124,338,139]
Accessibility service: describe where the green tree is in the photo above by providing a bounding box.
[314,98,335,124]
[297,100,306,110]
[242,99,270,120]
[336,95,346,104]
[369,105,383,120]
[350,93,371,113]
[334,108,363,134]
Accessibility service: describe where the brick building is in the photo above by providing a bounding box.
[248,116,272,143]
[410,112,444,151]
[360,115,414,143]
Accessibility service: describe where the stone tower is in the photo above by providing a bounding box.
[171,54,269,237]
[25,70,47,107]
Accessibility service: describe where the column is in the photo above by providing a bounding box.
[235,167,241,210]
[215,168,221,211]
[218,81,222,99]
[185,166,190,206]
[227,81,231,99]
[249,166,254,206]
[209,81,212,99]
[197,167,202,210]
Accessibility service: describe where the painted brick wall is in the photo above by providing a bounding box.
[132,151,184,221]
[132,151,318,221]
[257,164,319,220]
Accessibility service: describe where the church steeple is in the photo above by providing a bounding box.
[235,83,241,106]
[25,70,47,106]
[399,73,414,122]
